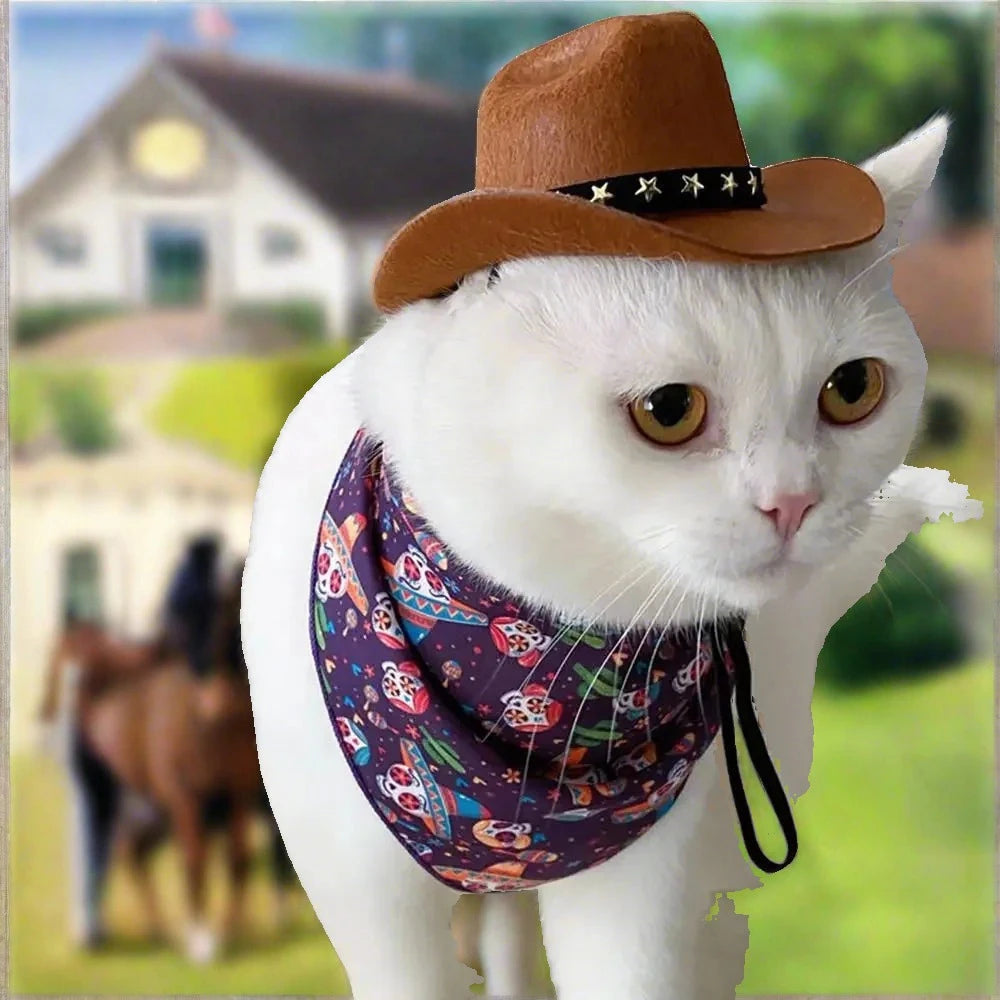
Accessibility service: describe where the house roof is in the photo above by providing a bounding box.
[159,49,478,223]
[892,224,995,359]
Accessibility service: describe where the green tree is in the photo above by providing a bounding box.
[715,7,993,220]
[818,536,968,691]
[48,372,117,455]
[297,4,992,220]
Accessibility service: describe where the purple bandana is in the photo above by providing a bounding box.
[309,430,796,892]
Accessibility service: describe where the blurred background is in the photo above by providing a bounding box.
[8,1,995,996]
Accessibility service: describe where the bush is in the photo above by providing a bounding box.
[817,535,967,691]
[227,300,328,346]
[9,367,46,451]
[47,371,117,454]
[14,302,123,346]
[920,393,967,449]
[152,345,350,470]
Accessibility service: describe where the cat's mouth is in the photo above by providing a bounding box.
[716,547,812,594]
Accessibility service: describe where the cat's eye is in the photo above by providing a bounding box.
[628,384,708,446]
[818,358,886,426]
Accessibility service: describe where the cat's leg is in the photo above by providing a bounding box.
[247,636,478,999]
[478,889,546,998]
[537,765,714,1000]
[253,682,478,1000]
[304,824,478,1000]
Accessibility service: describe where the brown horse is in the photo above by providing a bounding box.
[39,568,268,962]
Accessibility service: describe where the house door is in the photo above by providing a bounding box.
[62,544,103,624]
[146,223,207,305]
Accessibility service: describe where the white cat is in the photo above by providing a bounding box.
[241,115,981,1000]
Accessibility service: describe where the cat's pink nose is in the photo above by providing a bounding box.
[758,491,819,541]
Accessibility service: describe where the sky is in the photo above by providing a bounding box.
[10,3,341,192]
[10,1,784,194]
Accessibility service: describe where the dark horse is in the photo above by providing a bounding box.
[40,556,294,962]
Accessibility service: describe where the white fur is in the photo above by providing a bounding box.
[242,116,980,999]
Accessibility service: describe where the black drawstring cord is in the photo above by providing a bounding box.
[712,619,798,874]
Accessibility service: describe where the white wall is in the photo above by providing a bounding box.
[10,471,253,754]
[224,154,355,337]
[12,140,129,305]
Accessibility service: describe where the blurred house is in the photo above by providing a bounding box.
[10,47,477,340]
[10,440,256,752]
[893,224,994,360]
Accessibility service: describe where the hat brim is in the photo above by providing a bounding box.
[372,157,884,313]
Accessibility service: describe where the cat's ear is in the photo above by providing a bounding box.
[860,113,950,242]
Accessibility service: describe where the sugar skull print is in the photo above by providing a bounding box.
[613,741,658,775]
[672,642,714,695]
[614,675,663,721]
[315,532,346,601]
[396,546,449,603]
[335,716,371,766]
[315,511,369,614]
[377,761,432,823]
[472,819,533,852]
[561,766,628,806]
[611,759,693,824]
[381,661,430,715]
[489,617,553,667]
[372,592,406,649]
[499,683,564,734]
[433,860,546,892]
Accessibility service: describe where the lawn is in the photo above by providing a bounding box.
[9,752,352,996]
[737,655,993,994]
[12,653,992,995]
[150,344,350,471]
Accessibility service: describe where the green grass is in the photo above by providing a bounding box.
[150,345,351,471]
[10,753,352,996]
[736,656,994,994]
[12,658,992,995]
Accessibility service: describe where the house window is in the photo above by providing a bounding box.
[36,226,86,265]
[261,226,302,261]
[62,544,103,624]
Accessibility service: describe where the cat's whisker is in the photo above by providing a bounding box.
[836,240,911,303]
[474,558,648,701]
[632,524,683,544]
[642,579,694,744]
[703,586,724,732]
[874,579,894,617]
[548,568,674,816]
[509,561,660,819]
[881,554,951,614]
[480,559,657,744]
[606,567,682,763]
[692,589,710,730]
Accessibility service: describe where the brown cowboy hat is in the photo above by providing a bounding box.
[372,11,885,313]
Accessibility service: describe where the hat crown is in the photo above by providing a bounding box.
[475,12,750,191]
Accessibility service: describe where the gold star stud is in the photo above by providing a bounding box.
[635,176,662,202]
[748,171,759,195]
[721,171,737,196]
[681,173,704,198]
[590,182,613,204]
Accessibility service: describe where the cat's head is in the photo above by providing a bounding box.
[356,117,947,627]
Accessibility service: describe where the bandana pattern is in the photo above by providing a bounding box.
[309,430,738,892]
